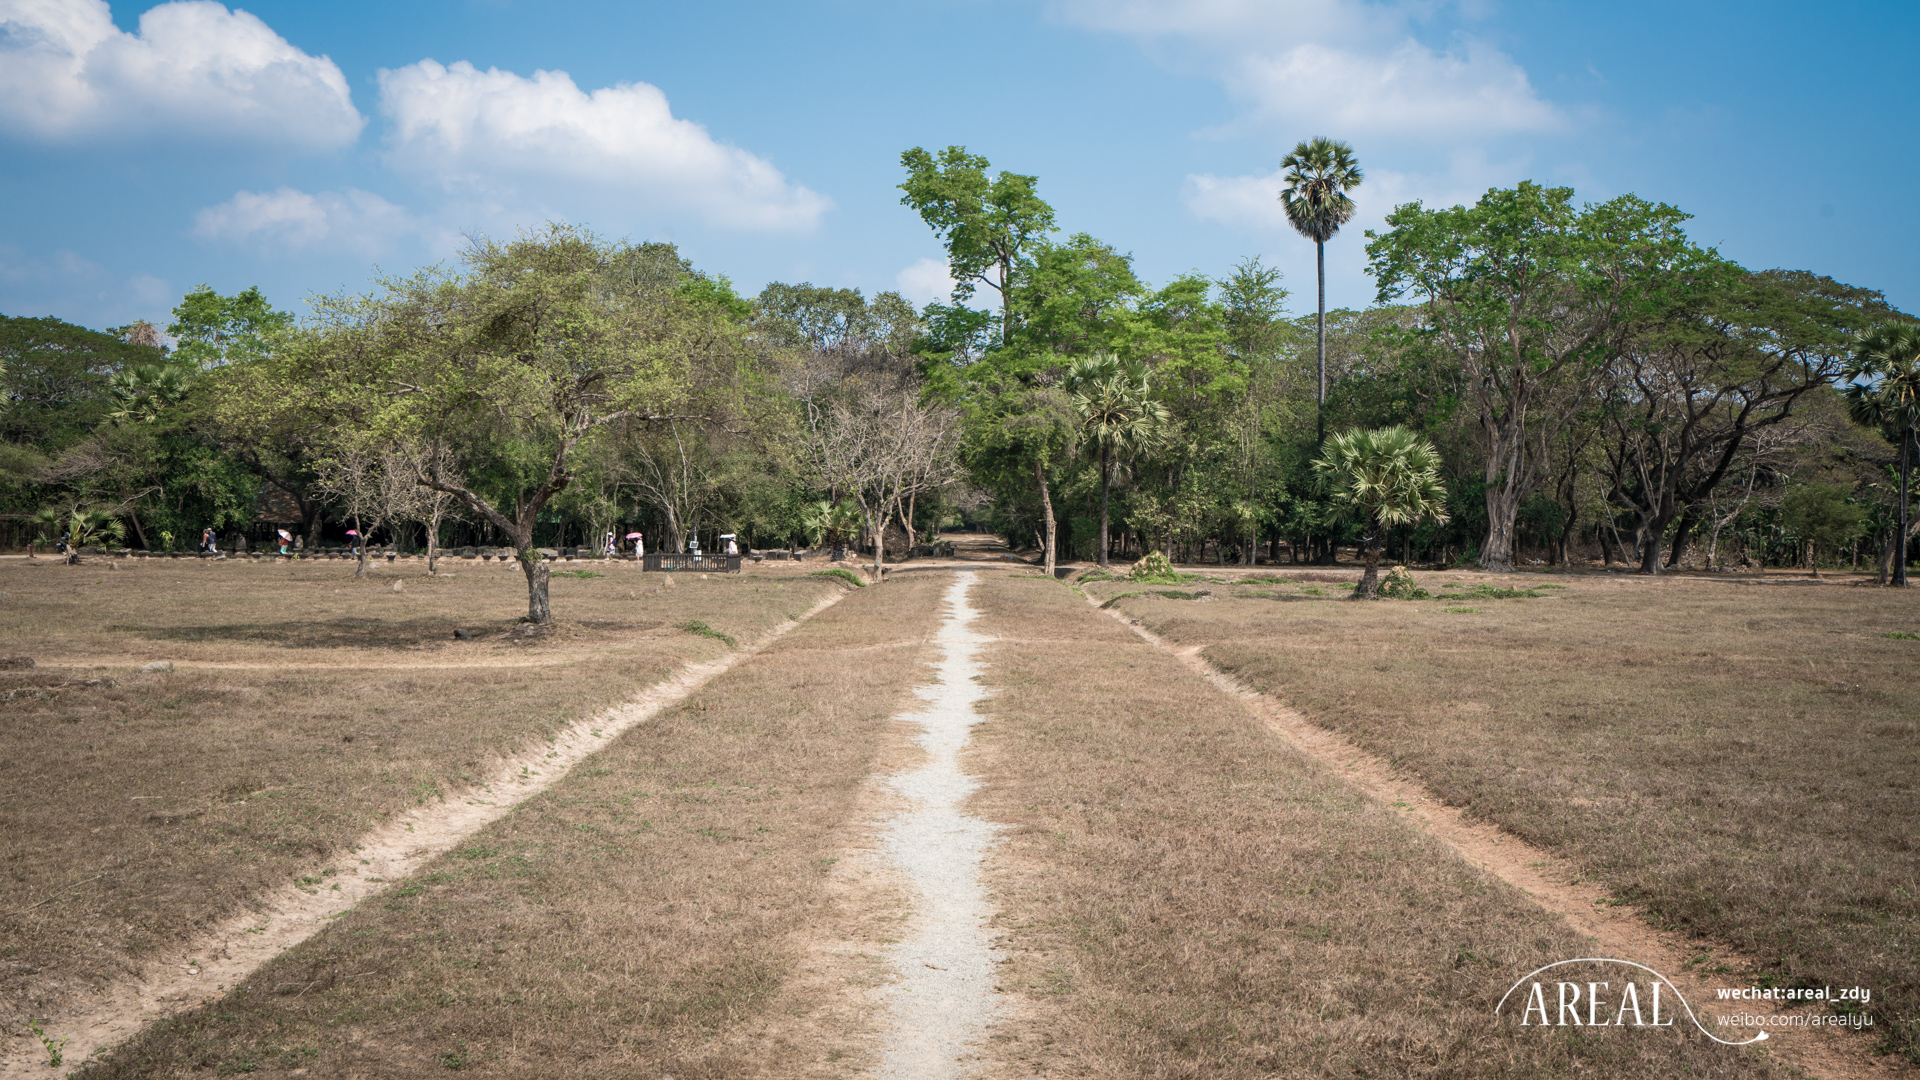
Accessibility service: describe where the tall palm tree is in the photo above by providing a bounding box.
[1065,354,1170,568]
[1279,137,1363,445]
[1842,322,1920,586]
[1313,426,1449,599]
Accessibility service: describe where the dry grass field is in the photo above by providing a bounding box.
[0,555,839,1036]
[1087,568,1920,1064]
[969,572,1794,1079]
[69,569,946,1079]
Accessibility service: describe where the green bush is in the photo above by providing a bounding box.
[1377,565,1431,600]
[1129,551,1178,583]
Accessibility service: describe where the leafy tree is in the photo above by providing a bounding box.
[1368,184,1693,572]
[1842,321,1920,585]
[1598,265,1885,573]
[106,365,193,426]
[167,285,292,368]
[1780,482,1867,576]
[279,226,745,623]
[1313,425,1450,598]
[1279,137,1363,442]
[1065,355,1170,567]
[899,146,1056,346]
[1,315,161,450]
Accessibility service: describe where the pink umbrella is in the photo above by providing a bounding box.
[346,529,359,536]
[625,532,642,539]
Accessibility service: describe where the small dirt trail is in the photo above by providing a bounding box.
[1093,599,1909,1080]
[0,589,853,1080]
[873,571,1003,1080]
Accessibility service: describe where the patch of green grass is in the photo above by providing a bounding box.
[1098,591,1147,609]
[1297,585,1325,596]
[1438,583,1548,600]
[1886,631,1920,641]
[1444,606,1482,614]
[550,569,604,579]
[678,620,736,648]
[809,568,866,588]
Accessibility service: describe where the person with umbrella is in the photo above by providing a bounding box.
[627,532,644,560]
[277,528,293,556]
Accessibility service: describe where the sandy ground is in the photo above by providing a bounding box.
[1092,595,1910,1080]
[0,589,851,1080]
[873,572,1004,1080]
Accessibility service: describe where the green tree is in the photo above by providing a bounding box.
[1367,184,1693,572]
[1313,425,1450,598]
[1,315,161,450]
[279,226,746,623]
[1065,354,1170,568]
[899,145,1056,346]
[1842,322,1920,586]
[167,285,292,368]
[1279,137,1363,443]
[1780,482,1868,577]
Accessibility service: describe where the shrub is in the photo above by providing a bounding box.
[1129,551,1178,583]
[1376,565,1431,600]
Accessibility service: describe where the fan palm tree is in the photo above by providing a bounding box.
[1313,426,1449,599]
[1842,322,1920,586]
[801,498,864,562]
[106,364,193,426]
[1065,354,1170,568]
[1279,137,1363,444]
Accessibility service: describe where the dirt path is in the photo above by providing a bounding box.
[873,572,1004,1079]
[0,589,853,1079]
[1093,599,1910,1080]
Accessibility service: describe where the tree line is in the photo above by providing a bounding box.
[3,141,1916,621]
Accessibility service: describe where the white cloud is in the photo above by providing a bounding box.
[0,0,363,149]
[1049,0,1562,140]
[1234,39,1561,139]
[895,256,957,306]
[376,59,831,233]
[193,186,416,256]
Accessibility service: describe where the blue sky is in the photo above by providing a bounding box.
[3,0,1915,333]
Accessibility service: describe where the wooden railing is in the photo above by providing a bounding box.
[641,553,742,573]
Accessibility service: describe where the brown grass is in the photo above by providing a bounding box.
[966,572,1795,1079]
[68,569,948,1079]
[1089,569,1920,1063]
[0,556,838,1031]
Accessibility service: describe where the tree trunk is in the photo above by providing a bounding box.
[1035,456,1056,578]
[1637,508,1680,575]
[1898,428,1912,587]
[1665,507,1698,570]
[426,504,443,574]
[1353,520,1383,599]
[519,550,551,622]
[1316,239,1326,447]
[1482,477,1525,573]
[353,515,370,580]
[1098,445,1112,569]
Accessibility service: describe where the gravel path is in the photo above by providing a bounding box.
[875,572,1003,1080]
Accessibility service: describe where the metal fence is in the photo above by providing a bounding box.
[641,553,742,573]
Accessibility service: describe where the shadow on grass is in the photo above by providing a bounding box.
[106,617,667,650]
